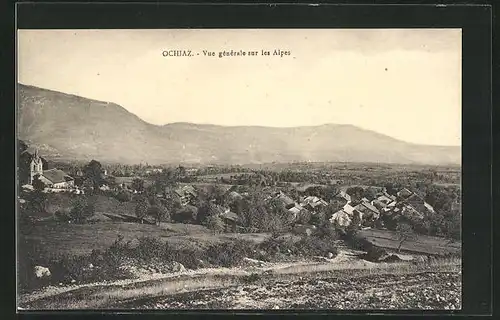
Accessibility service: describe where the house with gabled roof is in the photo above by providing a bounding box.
[275,191,296,210]
[174,185,198,206]
[37,168,75,189]
[354,202,380,220]
[397,188,413,199]
[301,195,328,212]
[329,210,352,227]
[343,202,356,215]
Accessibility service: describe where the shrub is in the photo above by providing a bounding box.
[17,237,51,292]
[131,178,145,192]
[259,235,295,257]
[115,190,132,202]
[297,210,312,225]
[293,236,338,257]
[163,244,207,269]
[171,205,198,224]
[241,273,262,284]
[101,235,134,267]
[147,204,169,224]
[315,222,340,241]
[54,210,72,222]
[203,215,225,234]
[206,240,256,267]
[135,236,164,262]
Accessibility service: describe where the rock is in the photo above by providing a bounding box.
[89,263,94,269]
[380,254,402,263]
[34,266,51,279]
[71,279,76,283]
[312,256,330,262]
[327,252,334,259]
[171,261,186,272]
[243,257,266,266]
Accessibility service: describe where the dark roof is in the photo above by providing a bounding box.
[175,185,197,197]
[354,202,380,215]
[277,192,295,206]
[42,169,74,184]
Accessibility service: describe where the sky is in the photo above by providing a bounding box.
[17,29,462,146]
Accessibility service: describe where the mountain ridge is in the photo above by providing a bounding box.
[17,83,461,166]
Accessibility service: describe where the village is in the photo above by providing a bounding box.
[17,141,462,309]
[19,141,461,251]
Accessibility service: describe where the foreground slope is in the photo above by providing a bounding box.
[18,84,461,165]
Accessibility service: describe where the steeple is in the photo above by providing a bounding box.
[29,148,44,184]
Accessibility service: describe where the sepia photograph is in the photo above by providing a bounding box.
[17,29,462,310]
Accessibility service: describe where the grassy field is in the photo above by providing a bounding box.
[358,229,461,256]
[20,220,272,256]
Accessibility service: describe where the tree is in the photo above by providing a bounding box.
[324,200,345,217]
[131,178,145,192]
[265,198,294,234]
[69,196,95,223]
[346,186,364,202]
[363,187,378,201]
[84,160,105,191]
[348,210,362,231]
[32,175,46,192]
[206,185,227,206]
[238,187,268,232]
[396,223,417,253]
[196,201,219,224]
[323,185,340,202]
[28,177,47,214]
[135,197,150,224]
[176,165,187,177]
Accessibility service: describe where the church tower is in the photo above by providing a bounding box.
[30,149,43,184]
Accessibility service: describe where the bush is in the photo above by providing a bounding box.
[297,210,312,225]
[163,244,207,269]
[206,240,256,267]
[203,215,225,233]
[258,236,295,257]
[171,205,198,224]
[135,236,164,262]
[17,238,51,292]
[54,210,72,222]
[294,236,338,257]
[115,190,132,202]
[241,273,262,284]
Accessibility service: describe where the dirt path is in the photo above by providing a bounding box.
[18,254,461,310]
[119,271,462,310]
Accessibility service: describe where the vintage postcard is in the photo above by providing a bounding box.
[17,29,462,310]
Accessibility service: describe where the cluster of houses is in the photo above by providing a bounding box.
[152,179,437,232]
[330,187,435,228]
[19,148,436,232]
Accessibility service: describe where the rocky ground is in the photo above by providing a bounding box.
[18,246,461,310]
[118,271,461,310]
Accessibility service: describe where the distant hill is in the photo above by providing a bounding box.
[17,84,461,166]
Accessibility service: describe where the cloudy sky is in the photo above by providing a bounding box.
[17,29,461,146]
